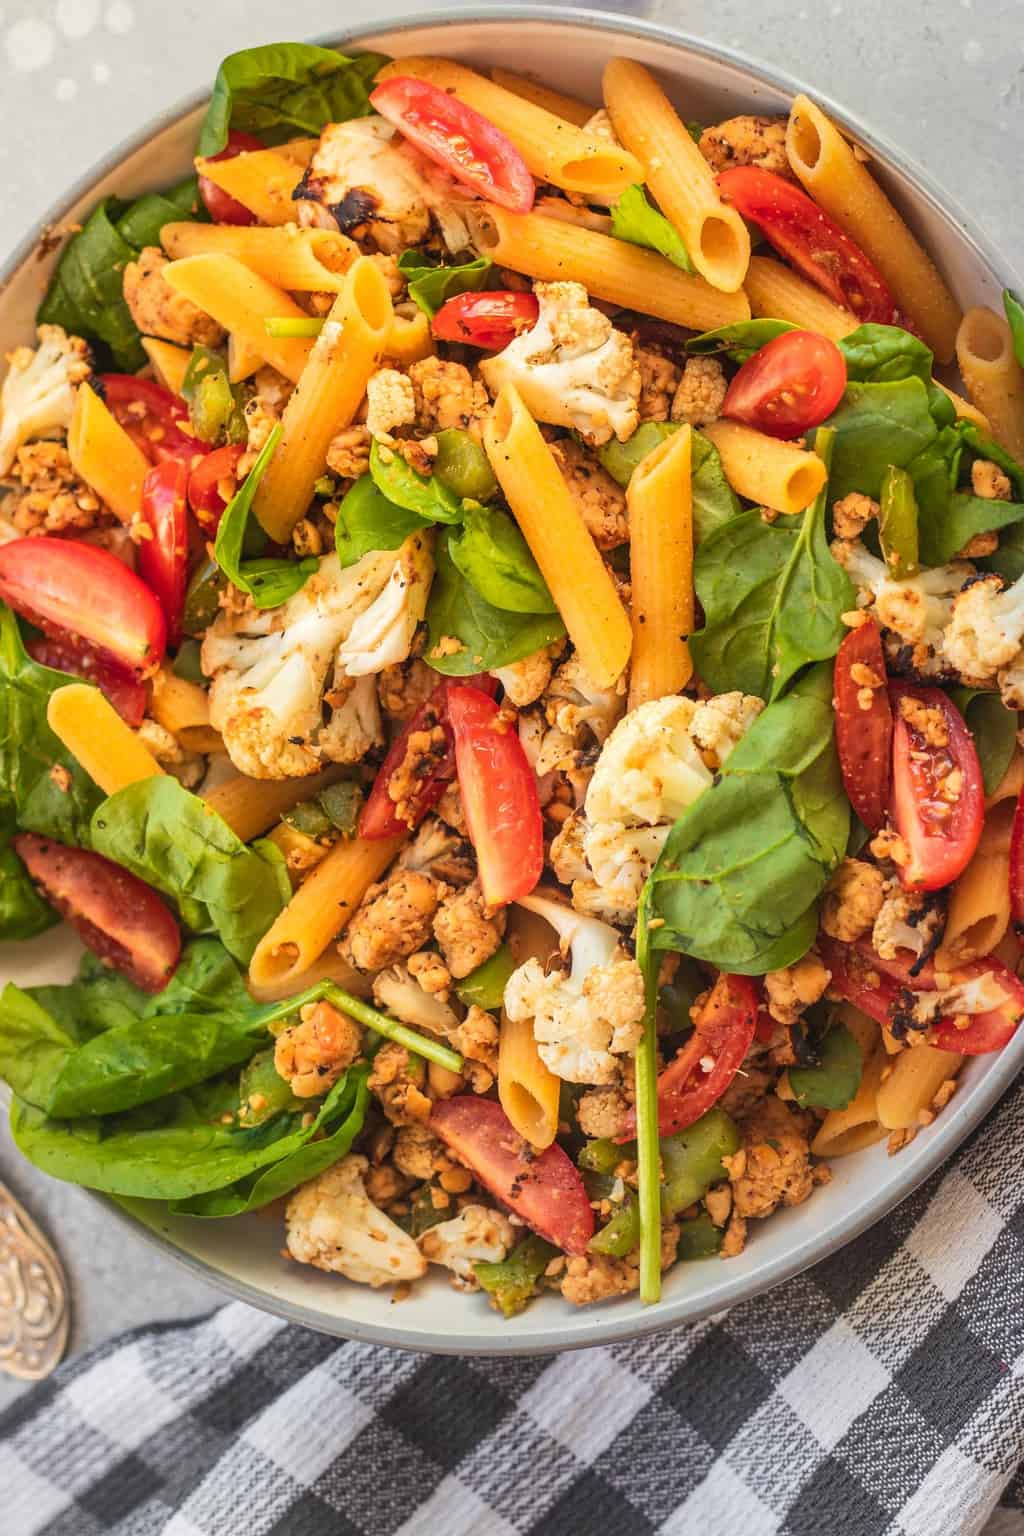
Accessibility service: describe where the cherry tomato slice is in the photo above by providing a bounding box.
[198,129,265,226]
[25,633,147,727]
[833,618,893,833]
[717,166,898,325]
[187,443,244,532]
[370,76,535,213]
[431,1096,594,1254]
[100,375,207,469]
[890,682,984,892]
[431,291,540,351]
[1010,791,1024,933]
[0,537,165,675]
[447,685,543,908]
[138,460,189,648]
[14,833,181,993]
[722,330,847,440]
[817,934,899,1027]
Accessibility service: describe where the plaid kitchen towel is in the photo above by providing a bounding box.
[5,1078,1024,1536]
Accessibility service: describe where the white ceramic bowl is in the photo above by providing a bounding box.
[2,7,1021,1355]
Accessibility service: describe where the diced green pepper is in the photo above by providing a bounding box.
[237,1049,303,1127]
[788,1020,862,1109]
[598,422,679,487]
[879,463,920,576]
[589,1195,640,1257]
[182,557,226,637]
[660,1106,740,1217]
[475,1234,557,1317]
[316,780,363,837]
[171,638,207,685]
[181,345,247,445]
[578,1136,634,1175]
[455,944,517,1011]
[433,428,499,502]
[677,1211,723,1261]
[283,800,333,839]
[406,1183,449,1239]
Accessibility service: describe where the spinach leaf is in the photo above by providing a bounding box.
[788,1017,862,1109]
[214,425,317,607]
[396,250,492,317]
[1005,289,1024,368]
[334,473,426,567]
[949,687,1018,797]
[925,492,1024,566]
[837,322,953,426]
[824,377,940,502]
[369,439,463,524]
[686,319,796,363]
[0,604,103,846]
[641,665,848,974]
[90,777,290,964]
[691,429,852,699]
[198,43,388,155]
[448,503,557,614]
[960,422,1024,496]
[113,176,203,248]
[425,531,565,676]
[0,802,56,941]
[910,422,1024,566]
[610,185,694,274]
[984,525,1024,584]
[598,426,740,541]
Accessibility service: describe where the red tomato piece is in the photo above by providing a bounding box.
[890,682,984,892]
[198,129,265,225]
[447,685,543,908]
[833,618,893,832]
[138,460,189,647]
[25,633,147,727]
[431,1096,594,1254]
[1010,791,1024,933]
[100,375,207,469]
[717,167,898,325]
[431,291,539,351]
[187,443,244,532]
[14,833,181,992]
[722,330,847,440]
[816,935,899,1027]
[370,76,535,212]
[0,537,165,674]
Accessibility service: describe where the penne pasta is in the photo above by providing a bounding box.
[956,307,1024,460]
[161,254,314,383]
[498,1009,561,1151]
[603,57,750,294]
[700,419,827,514]
[47,685,163,795]
[744,254,857,341]
[468,205,750,332]
[193,144,309,226]
[246,944,371,1005]
[935,797,1016,968]
[811,1025,889,1158]
[227,331,264,384]
[248,833,405,993]
[627,424,694,709]
[202,765,350,844]
[490,68,595,127]
[252,255,394,542]
[875,1043,963,1131]
[264,819,329,882]
[484,384,633,688]
[936,382,991,435]
[383,307,435,366]
[786,95,961,362]
[148,667,221,753]
[160,221,358,291]
[987,750,1024,809]
[67,384,149,525]
[141,337,191,396]
[376,56,643,203]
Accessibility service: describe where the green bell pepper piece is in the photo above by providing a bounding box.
[879,463,920,576]
[677,1211,723,1261]
[475,1234,557,1317]
[660,1106,740,1217]
[455,944,517,1011]
[433,428,498,502]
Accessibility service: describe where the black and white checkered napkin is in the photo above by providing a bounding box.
[6,1080,1024,1536]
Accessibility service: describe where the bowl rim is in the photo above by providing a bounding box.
[6,4,1023,1356]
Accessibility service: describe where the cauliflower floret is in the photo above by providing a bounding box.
[549,810,591,886]
[689,691,765,769]
[671,356,727,427]
[699,115,793,178]
[398,816,476,886]
[821,859,887,943]
[943,572,1024,686]
[285,1155,427,1287]
[834,539,973,674]
[342,871,446,973]
[2,440,109,535]
[479,280,641,447]
[433,880,506,978]
[548,438,629,550]
[274,1000,363,1098]
[365,367,416,441]
[419,1204,515,1290]
[543,653,625,750]
[493,646,555,707]
[580,820,672,910]
[890,971,1014,1040]
[585,696,713,827]
[636,346,681,424]
[372,962,461,1037]
[335,532,434,676]
[764,952,831,1026]
[0,325,91,476]
[576,1084,631,1140]
[972,459,1013,501]
[123,247,225,349]
[408,356,490,436]
[872,886,945,963]
[134,719,204,789]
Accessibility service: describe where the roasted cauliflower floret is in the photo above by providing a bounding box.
[576,1084,631,1140]
[134,719,204,789]
[699,115,793,178]
[409,356,489,436]
[689,691,765,769]
[398,817,476,887]
[365,367,416,441]
[942,572,1024,691]
[479,280,641,447]
[341,870,446,973]
[889,971,1015,1040]
[493,646,556,707]
[585,695,714,827]
[820,859,887,943]
[725,1099,817,1220]
[834,539,972,675]
[972,459,1013,501]
[433,880,506,979]
[372,962,460,1037]
[419,1204,516,1290]
[0,325,91,476]
[335,533,434,677]
[872,885,945,963]
[764,952,831,1026]
[124,247,225,349]
[274,1000,363,1099]
[671,356,727,427]
[548,438,629,550]
[285,1155,427,1286]
[636,346,681,423]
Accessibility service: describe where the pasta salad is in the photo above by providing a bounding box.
[2,41,1024,1315]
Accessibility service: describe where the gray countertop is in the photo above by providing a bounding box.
[1,0,1022,1409]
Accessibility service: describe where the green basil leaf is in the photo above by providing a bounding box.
[397,250,492,317]
[198,43,389,155]
[369,438,463,524]
[1004,289,1024,369]
[334,473,428,568]
[610,185,694,274]
[214,424,317,607]
[447,502,558,614]
[949,687,1018,797]
[686,319,796,363]
[425,530,565,676]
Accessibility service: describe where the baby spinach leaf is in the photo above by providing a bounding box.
[984,525,1024,584]
[90,777,290,964]
[686,319,796,363]
[788,1018,862,1109]
[598,426,740,541]
[910,421,1024,566]
[369,439,463,524]
[113,176,203,248]
[960,422,1024,496]
[448,503,557,614]
[949,687,1018,797]
[641,665,848,974]
[425,531,565,676]
[335,474,427,567]
[214,425,318,607]
[0,801,57,942]
[397,250,492,317]
[837,322,953,426]
[1004,289,1024,368]
[691,429,852,699]
[925,492,1024,566]
[823,377,939,502]
[610,185,694,274]
[198,43,389,155]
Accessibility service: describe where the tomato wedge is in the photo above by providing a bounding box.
[817,934,898,1027]
[621,974,759,1141]
[717,166,897,324]
[432,291,539,351]
[833,618,893,832]
[14,833,181,992]
[188,443,244,532]
[0,537,165,675]
[100,375,207,469]
[1010,791,1024,934]
[722,330,847,439]
[447,685,543,908]
[890,682,984,892]
[198,129,265,225]
[431,1096,594,1254]
[25,634,147,727]
[370,76,535,213]
[138,460,189,648]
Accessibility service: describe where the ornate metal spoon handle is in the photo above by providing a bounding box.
[0,1179,69,1380]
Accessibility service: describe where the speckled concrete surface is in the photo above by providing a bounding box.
[1,0,1021,1406]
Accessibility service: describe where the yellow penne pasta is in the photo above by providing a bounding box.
[273,137,319,165]
[202,765,350,844]
[786,95,961,361]
[744,255,857,341]
[490,69,595,127]
[228,331,264,384]
[141,337,191,396]
[956,307,1024,460]
[253,256,393,542]
[47,685,163,795]
[627,425,694,709]
[264,820,329,883]
[161,222,358,291]
[875,1044,963,1131]
[468,206,749,332]
[700,419,827,514]
[936,383,991,434]
[603,57,750,293]
[246,944,370,1005]
[810,1040,888,1157]
[484,385,632,688]
[935,798,1016,968]
[248,834,404,993]
[161,254,314,383]
[376,56,642,202]
[148,667,221,753]
[67,384,149,524]
[193,145,308,226]
[383,308,435,366]
[498,1009,561,1151]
